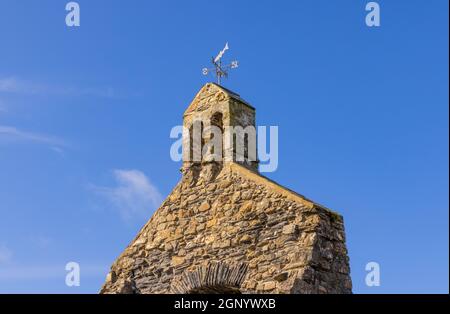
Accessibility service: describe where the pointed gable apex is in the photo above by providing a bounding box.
[184,82,253,116]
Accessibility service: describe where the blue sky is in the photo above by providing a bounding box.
[0,0,448,293]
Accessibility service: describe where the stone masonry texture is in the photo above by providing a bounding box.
[100,83,352,294]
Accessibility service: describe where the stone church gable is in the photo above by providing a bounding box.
[100,162,351,294]
[100,83,352,294]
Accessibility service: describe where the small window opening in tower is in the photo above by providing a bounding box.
[210,112,224,159]
[244,133,249,161]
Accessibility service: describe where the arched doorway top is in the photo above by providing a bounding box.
[170,261,248,294]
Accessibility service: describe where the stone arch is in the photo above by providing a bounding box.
[211,111,224,131]
[170,262,248,294]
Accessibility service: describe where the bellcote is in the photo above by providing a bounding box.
[182,83,258,174]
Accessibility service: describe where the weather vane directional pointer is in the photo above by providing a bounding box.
[202,42,238,85]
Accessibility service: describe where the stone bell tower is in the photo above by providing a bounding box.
[182,83,258,180]
[100,83,352,294]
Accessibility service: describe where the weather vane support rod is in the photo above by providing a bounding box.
[202,42,238,85]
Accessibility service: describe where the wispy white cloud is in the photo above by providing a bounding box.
[90,169,163,221]
[0,76,116,98]
[0,263,108,280]
[0,99,7,113]
[0,76,51,94]
[0,244,13,263]
[0,77,20,93]
[29,235,53,249]
[0,125,67,148]
[50,146,66,156]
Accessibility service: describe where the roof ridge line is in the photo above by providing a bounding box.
[223,162,339,216]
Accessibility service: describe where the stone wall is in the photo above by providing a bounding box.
[100,163,352,294]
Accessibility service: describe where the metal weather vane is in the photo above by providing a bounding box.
[202,42,239,85]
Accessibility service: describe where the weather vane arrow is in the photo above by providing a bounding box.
[202,42,239,85]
